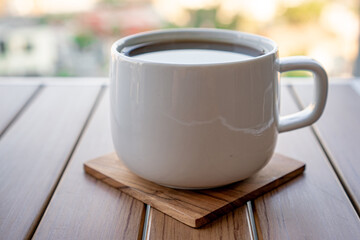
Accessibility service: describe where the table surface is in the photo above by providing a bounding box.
[1,77,360,240]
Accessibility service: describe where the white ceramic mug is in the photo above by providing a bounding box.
[110,29,328,189]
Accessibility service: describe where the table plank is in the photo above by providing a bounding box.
[0,84,101,240]
[34,89,146,240]
[0,85,40,135]
[253,87,360,239]
[293,84,360,212]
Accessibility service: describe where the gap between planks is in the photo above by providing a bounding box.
[0,85,43,138]
[287,84,360,218]
[142,205,151,240]
[26,85,108,239]
[246,201,259,240]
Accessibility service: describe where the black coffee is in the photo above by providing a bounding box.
[120,41,265,64]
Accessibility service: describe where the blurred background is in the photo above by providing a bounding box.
[0,0,359,78]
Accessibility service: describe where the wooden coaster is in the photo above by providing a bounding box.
[84,153,305,228]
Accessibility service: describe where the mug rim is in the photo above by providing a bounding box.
[111,28,278,67]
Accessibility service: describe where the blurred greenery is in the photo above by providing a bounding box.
[282,70,312,77]
[164,8,238,30]
[40,13,76,23]
[281,1,325,24]
[56,70,74,77]
[190,8,238,29]
[73,32,96,50]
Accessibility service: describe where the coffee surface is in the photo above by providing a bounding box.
[134,49,257,64]
[121,41,264,64]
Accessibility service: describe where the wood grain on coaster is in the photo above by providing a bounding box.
[84,153,305,228]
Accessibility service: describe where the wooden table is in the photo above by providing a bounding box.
[1,77,360,240]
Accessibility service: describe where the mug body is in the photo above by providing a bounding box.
[110,29,279,189]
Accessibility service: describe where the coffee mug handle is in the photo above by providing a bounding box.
[278,56,328,133]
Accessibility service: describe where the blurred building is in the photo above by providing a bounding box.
[0,1,160,76]
[0,0,358,77]
[0,18,104,76]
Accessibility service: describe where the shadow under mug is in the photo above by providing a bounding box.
[110,28,328,189]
